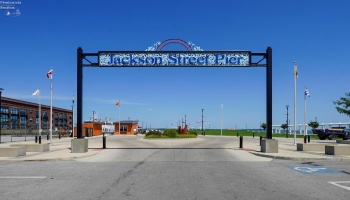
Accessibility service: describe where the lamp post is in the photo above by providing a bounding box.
[0,88,3,144]
[286,105,289,138]
[201,109,204,135]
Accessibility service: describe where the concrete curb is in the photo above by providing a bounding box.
[249,151,350,161]
[0,149,101,162]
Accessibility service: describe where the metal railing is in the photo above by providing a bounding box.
[0,123,71,143]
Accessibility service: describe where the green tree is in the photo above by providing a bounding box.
[333,92,350,117]
[308,121,319,129]
[281,123,288,133]
[261,123,267,130]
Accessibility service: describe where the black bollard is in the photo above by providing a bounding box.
[240,136,243,148]
[308,135,310,143]
[47,134,49,140]
[237,133,239,137]
[253,133,255,138]
[59,133,61,139]
[304,136,307,143]
[38,136,41,144]
[103,136,106,149]
[204,132,205,136]
[35,135,38,143]
[260,136,262,146]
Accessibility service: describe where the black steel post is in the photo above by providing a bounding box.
[304,136,307,143]
[103,133,106,149]
[308,135,310,143]
[38,136,41,144]
[260,136,262,146]
[35,135,37,143]
[240,136,243,148]
[77,47,83,139]
[286,105,289,138]
[266,47,273,139]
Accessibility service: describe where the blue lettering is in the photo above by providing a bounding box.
[154,56,162,65]
[113,56,121,65]
[168,54,177,65]
[139,56,145,65]
[215,54,225,64]
[189,57,197,65]
[121,57,129,65]
[130,54,137,65]
[177,56,182,65]
[197,56,206,65]
[183,56,189,64]
[145,57,154,65]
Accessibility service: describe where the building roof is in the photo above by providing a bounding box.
[2,96,71,112]
[114,120,139,124]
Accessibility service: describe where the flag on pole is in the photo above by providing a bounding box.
[72,95,75,104]
[116,101,120,106]
[47,68,53,79]
[32,89,40,96]
[305,87,310,97]
[294,63,298,78]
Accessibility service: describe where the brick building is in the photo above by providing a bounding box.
[0,97,73,131]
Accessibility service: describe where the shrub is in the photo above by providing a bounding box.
[188,130,198,136]
[176,134,197,138]
[145,130,162,137]
[163,129,177,138]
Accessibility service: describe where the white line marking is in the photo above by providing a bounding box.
[329,181,350,191]
[0,176,47,179]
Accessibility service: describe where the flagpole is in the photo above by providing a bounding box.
[39,88,41,144]
[71,95,74,153]
[118,101,121,135]
[293,62,297,145]
[50,67,53,145]
[72,95,74,139]
[304,85,306,136]
[220,101,223,136]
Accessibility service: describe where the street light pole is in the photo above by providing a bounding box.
[286,105,289,138]
[0,88,3,144]
[201,109,204,136]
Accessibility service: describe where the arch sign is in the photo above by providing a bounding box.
[76,39,273,146]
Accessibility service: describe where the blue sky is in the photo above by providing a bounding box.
[1,0,349,129]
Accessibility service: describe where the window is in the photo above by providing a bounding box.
[10,108,18,115]
[20,109,26,115]
[120,125,128,132]
[1,114,8,123]
[20,116,26,124]
[29,110,33,114]
[29,117,33,122]
[1,106,9,113]
[42,112,48,122]
[10,115,18,123]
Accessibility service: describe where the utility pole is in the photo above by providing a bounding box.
[201,109,204,136]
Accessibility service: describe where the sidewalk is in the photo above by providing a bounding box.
[242,137,350,161]
[1,135,350,162]
[0,137,101,162]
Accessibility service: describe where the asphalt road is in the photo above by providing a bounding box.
[0,136,349,200]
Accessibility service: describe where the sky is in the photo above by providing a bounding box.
[1,0,349,130]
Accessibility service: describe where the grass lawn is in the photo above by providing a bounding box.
[193,129,319,139]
